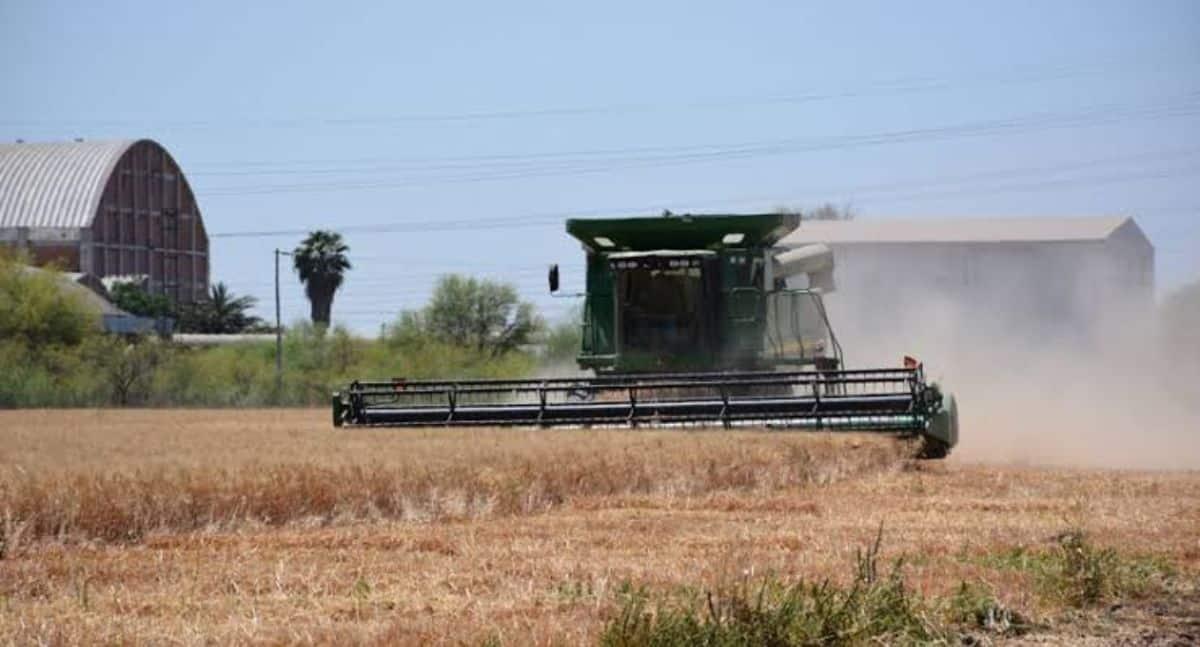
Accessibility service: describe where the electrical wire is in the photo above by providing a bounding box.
[208,145,1200,239]
[7,56,1183,131]
[194,95,1200,197]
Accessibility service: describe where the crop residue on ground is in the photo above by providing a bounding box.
[1,410,1197,645]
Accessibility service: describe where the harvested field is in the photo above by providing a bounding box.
[1,409,1198,645]
[0,409,912,543]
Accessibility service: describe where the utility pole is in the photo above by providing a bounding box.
[274,248,292,400]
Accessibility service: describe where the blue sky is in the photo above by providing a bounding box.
[2,1,1198,332]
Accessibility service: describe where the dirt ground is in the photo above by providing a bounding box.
[1,409,1197,645]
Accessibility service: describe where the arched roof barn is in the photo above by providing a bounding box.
[0,139,209,302]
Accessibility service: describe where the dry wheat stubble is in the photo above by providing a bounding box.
[0,409,1197,645]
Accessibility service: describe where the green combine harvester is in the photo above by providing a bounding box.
[333,212,958,458]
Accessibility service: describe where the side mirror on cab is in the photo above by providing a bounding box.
[548,264,560,293]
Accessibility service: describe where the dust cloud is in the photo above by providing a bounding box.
[824,283,1200,471]
[536,361,590,380]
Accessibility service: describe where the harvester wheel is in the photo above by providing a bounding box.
[917,437,949,460]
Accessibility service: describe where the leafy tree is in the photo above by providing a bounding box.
[808,203,856,220]
[412,274,541,355]
[0,250,95,347]
[775,203,856,221]
[176,282,262,333]
[109,282,172,318]
[541,307,583,362]
[293,230,351,326]
[81,335,166,405]
[385,310,428,348]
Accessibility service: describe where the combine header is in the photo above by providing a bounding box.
[333,212,957,458]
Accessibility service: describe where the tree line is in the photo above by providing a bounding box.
[0,236,573,407]
[109,229,352,334]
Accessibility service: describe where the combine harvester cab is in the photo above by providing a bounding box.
[333,212,958,458]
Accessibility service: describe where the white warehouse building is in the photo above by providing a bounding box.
[779,216,1155,347]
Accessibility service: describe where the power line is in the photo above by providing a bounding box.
[851,166,1200,205]
[196,94,1200,197]
[7,56,1186,131]
[192,92,1200,176]
[213,171,1199,241]
[247,255,550,270]
[208,144,1200,239]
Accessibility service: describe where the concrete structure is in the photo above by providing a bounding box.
[0,139,209,302]
[780,216,1154,343]
[173,333,277,346]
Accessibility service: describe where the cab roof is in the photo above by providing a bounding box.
[567,212,800,252]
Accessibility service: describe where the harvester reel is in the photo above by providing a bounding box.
[331,367,956,458]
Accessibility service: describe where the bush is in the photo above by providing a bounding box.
[417,274,542,355]
[1043,530,1174,607]
[0,319,540,409]
[944,581,1031,636]
[82,336,168,406]
[0,257,544,407]
[977,529,1175,609]
[540,312,582,363]
[109,281,172,318]
[601,528,945,646]
[0,251,96,347]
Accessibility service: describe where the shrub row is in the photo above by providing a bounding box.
[0,323,538,408]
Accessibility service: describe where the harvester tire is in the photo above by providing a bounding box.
[918,438,949,460]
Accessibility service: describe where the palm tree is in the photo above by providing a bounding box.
[206,282,260,333]
[293,230,351,326]
[176,282,261,333]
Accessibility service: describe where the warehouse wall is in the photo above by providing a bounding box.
[800,237,1153,355]
[88,140,209,303]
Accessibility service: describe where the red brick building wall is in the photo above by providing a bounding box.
[89,140,209,302]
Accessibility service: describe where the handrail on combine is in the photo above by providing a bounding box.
[764,288,844,369]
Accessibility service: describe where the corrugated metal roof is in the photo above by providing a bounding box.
[780,216,1132,246]
[0,139,137,229]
